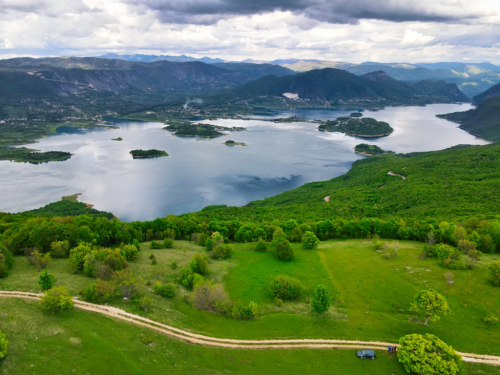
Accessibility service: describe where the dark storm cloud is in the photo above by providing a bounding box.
[128,0,494,25]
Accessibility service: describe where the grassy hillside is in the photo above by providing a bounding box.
[438,96,500,141]
[200,143,500,221]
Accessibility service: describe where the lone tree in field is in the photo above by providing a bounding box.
[302,231,320,250]
[38,270,55,291]
[398,333,462,375]
[410,289,451,325]
[311,284,331,314]
[276,239,294,260]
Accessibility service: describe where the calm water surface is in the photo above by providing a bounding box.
[0,103,488,221]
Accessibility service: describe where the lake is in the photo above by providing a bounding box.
[0,103,489,221]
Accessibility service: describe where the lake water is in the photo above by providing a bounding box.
[0,103,489,221]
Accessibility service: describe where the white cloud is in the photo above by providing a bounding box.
[401,29,435,46]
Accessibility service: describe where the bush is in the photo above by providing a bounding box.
[139,296,152,312]
[211,244,232,259]
[288,227,303,243]
[0,244,14,278]
[0,330,7,359]
[170,261,178,270]
[121,244,139,261]
[302,231,320,250]
[40,286,74,312]
[28,250,51,271]
[232,301,258,320]
[79,279,115,304]
[112,269,142,299]
[189,253,209,275]
[154,282,175,298]
[270,275,302,300]
[489,262,500,286]
[83,248,127,278]
[311,284,331,314]
[397,334,462,375]
[132,239,141,252]
[433,244,458,260]
[151,240,161,249]
[276,240,293,260]
[178,267,195,290]
[457,239,476,254]
[272,228,287,246]
[254,239,268,252]
[50,240,70,258]
[163,238,174,249]
[38,271,55,291]
[480,234,496,253]
[197,233,209,247]
[440,258,468,270]
[483,314,499,325]
[69,244,92,271]
[192,281,231,314]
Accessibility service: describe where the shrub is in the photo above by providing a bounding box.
[398,334,462,375]
[0,244,14,278]
[79,279,115,304]
[0,330,8,359]
[189,253,209,275]
[50,240,70,258]
[141,337,153,345]
[121,244,139,261]
[192,281,231,314]
[483,314,499,325]
[232,301,258,320]
[151,240,161,249]
[205,239,214,251]
[170,261,178,270]
[274,297,283,307]
[154,282,175,298]
[441,258,468,270]
[272,228,287,246]
[270,275,302,300]
[38,271,55,291]
[40,286,74,312]
[276,240,293,260]
[28,250,51,271]
[288,227,303,243]
[112,269,142,299]
[178,267,195,290]
[489,262,500,286]
[480,234,496,253]
[163,238,174,249]
[302,231,320,250]
[254,239,268,252]
[433,244,458,260]
[211,244,232,259]
[132,239,141,252]
[311,284,331,314]
[457,239,476,254]
[254,228,267,241]
[83,248,127,278]
[197,233,209,247]
[69,244,92,271]
[140,296,152,312]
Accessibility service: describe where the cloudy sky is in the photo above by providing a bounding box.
[1,0,499,63]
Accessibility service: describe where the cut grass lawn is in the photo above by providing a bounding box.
[1,239,499,356]
[1,298,498,375]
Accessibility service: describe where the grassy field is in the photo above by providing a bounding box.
[1,298,499,375]
[1,239,499,356]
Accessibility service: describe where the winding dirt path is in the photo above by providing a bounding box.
[387,171,406,180]
[1,291,498,365]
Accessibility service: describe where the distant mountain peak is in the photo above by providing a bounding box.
[362,70,396,82]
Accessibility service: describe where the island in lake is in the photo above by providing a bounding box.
[163,121,246,138]
[129,149,169,158]
[0,147,72,163]
[350,112,363,117]
[354,143,393,156]
[222,140,247,146]
[112,137,123,141]
[271,116,308,123]
[318,117,393,137]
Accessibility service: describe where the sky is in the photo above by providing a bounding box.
[0,0,500,63]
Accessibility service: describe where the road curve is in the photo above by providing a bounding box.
[1,291,498,366]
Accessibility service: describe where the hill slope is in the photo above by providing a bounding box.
[200,68,468,108]
[197,143,500,221]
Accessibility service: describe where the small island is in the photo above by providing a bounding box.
[222,140,247,146]
[354,143,392,156]
[129,149,169,159]
[112,137,123,141]
[350,112,363,117]
[318,117,393,137]
[271,116,308,123]
[0,147,72,164]
[163,121,246,138]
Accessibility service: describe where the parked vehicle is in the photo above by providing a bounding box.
[357,350,376,359]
